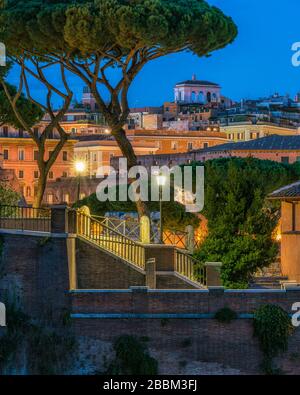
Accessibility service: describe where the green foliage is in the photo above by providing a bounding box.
[1,1,237,59]
[253,304,293,374]
[194,157,298,288]
[215,307,237,323]
[28,326,77,375]
[0,301,77,375]
[0,183,20,206]
[0,79,43,129]
[106,335,158,375]
[75,184,200,231]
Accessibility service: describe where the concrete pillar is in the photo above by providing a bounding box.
[145,258,156,289]
[51,205,68,234]
[67,236,77,290]
[205,262,222,287]
[140,215,151,244]
[185,225,195,254]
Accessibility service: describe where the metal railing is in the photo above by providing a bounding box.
[175,249,206,286]
[77,211,145,270]
[0,205,51,233]
[92,215,195,249]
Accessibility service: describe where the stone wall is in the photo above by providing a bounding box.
[0,232,71,320]
[70,288,300,374]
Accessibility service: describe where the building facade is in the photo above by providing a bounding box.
[174,75,221,105]
[0,132,76,204]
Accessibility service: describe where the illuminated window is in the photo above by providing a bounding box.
[18,149,25,161]
[63,193,70,204]
[47,194,53,204]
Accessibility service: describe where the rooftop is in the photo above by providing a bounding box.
[268,181,300,200]
[194,134,300,153]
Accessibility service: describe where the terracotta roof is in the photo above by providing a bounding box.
[268,181,300,200]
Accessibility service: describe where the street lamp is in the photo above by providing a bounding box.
[156,174,167,244]
[74,161,86,201]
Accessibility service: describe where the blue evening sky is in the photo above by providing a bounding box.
[128,0,300,106]
[9,0,300,107]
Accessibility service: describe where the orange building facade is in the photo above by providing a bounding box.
[0,137,76,205]
[127,129,228,154]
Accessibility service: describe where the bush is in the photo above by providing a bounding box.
[106,335,158,375]
[215,307,237,323]
[253,304,293,374]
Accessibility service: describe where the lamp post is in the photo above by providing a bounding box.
[156,174,166,244]
[74,161,86,202]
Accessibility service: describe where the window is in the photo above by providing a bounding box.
[3,149,8,160]
[203,142,209,149]
[34,150,38,161]
[187,142,193,151]
[63,193,70,204]
[49,171,54,179]
[71,128,77,134]
[47,193,53,204]
[62,151,68,161]
[18,149,25,161]
[62,171,67,178]
[3,126,8,137]
[18,170,24,179]
[281,157,290,164]
[34,171,39,179]
[26,186,31,197]
[171,141,178,150]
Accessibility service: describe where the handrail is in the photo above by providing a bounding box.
[77,211,145,270]
[0,205,51,232]
[175,249,206,286]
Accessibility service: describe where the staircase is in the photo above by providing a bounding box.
[250,256,286,289]
[76,210,206,289]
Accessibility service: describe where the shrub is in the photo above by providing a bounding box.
[253,304,293,374]
[106,335,158,375]
[215,307,237,323]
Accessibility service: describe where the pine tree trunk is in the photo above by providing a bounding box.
[111,126,150,218]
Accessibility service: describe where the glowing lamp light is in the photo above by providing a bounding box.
[156,175,167,187]
[75,161,86,174]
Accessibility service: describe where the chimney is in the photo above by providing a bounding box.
[192,74,196,81]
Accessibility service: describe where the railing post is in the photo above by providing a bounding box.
[185,225,195,253]
[145,258,156,289]
[205,262,222,287]
[67,209,78,234]
[140,215,151,244]
[51,204,68,234]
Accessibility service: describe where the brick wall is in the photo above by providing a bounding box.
[76,238,146,289]
[0,233,70,320]
[70,288,300,374]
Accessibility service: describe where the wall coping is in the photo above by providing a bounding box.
[69,288,296,295]
[0,229,68,238]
